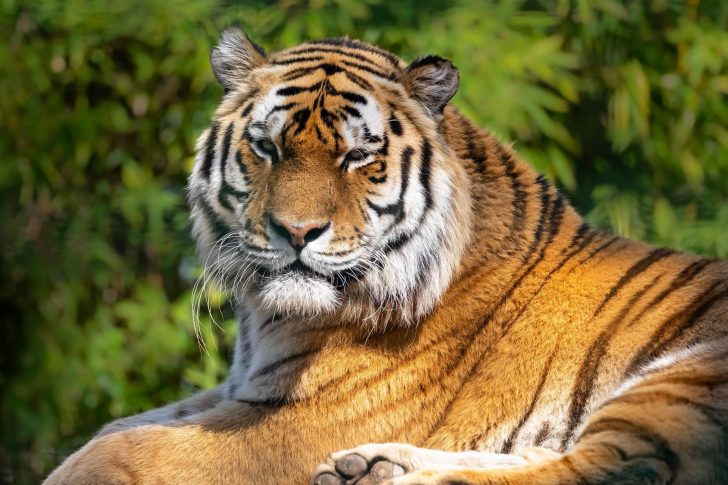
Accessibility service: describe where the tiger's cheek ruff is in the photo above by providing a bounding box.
[351,149,470,323]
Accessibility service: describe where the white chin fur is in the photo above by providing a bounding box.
[258,273,340,316]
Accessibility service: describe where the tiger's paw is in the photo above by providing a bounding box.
[312,443,527,485]
[313,454,405,485]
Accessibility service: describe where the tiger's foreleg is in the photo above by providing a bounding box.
[315,342,728,485]
[44,397,353,485]
[95,386,224,437]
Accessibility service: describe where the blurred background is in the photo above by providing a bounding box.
[1,0,727,483]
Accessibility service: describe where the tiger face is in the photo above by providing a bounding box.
[188,29,472,324]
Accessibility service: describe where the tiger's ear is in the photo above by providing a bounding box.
[210,28,268,91]
[401,55,459,119]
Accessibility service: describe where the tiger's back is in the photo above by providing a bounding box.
[44,29,728,485]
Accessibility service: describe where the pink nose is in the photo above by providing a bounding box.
[271,218,329,250]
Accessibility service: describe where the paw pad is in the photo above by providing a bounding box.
[313,454,406,485]
[336,454,368,478]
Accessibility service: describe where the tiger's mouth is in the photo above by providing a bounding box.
[284,260,326,278]
[255,259,357,290]
[254,259,328,280]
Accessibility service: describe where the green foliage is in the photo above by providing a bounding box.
[1,0,727,482]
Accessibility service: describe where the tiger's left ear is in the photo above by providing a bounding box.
[401,55,459,119]
[210,27,268,92]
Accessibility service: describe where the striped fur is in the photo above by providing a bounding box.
[44,30,728,485]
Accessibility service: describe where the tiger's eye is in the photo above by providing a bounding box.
[261,140,276,152]
[348,149,364,160]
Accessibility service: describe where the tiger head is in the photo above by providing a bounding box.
[188,29,472,325]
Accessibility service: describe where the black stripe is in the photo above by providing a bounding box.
[292,108,311,135]
[502,149,528,254]
[278,63,375,91]
[484,183,551,310]
[566,222,592,253]
[592,247,675,318]
[282,66,324,83]
[641,372,728,389]
[339,59,396,80]
[389,116,403,136]
[266,102,297,119]
[419,140,433,211]
[248,350,315,381]
[222,87,260,115]
[300,39,402,67]
[241,240,281,258]
[366,146,414,224]
[414,228,444,289]
[568,236,619,274]
[221,183,249,201]
[194,197,230,241]
[342,106,361,118]
[258,314,283,332]
[625,285,728,377]
[376,141,436,255]
[538,190,566,261]
[314,125,326,144]
[317,63,344,76]
[561,273,663,450]
[201,122,220,180]
[281,45,393,69]
[319,108,338,130]
[578,417,680,476]
[374,134,389,157]
[366,134,381,144]
[344,70,373,90]
[241,102,255,117]
[220,123,234,167]
[237,397,287,407]
[534,422,551,446]
[384,232,412,254]
[320,248,357,258]
[275,49,395,79]
[625,259,712,329]
[602,443,629,461]
[520,175,550,263]
[271,55,325,66]
[340,91,367,105]
[533,190,565,268]
[464,121,487,172]
[603,390,726,429]
[234,150,247,175]
[500,349,557,453]
[217,124,236,212]
[408,54,449,69]
[277,83,321,97]
[368,175,387,184]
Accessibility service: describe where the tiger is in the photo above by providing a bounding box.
[44,28,728,485]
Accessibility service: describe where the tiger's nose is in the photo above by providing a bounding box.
[270,217,329,251]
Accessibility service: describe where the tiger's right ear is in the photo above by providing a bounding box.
[401,55,459,120]
[210,28,267,91]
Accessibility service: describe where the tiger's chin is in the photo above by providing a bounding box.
[257,272,341,317]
